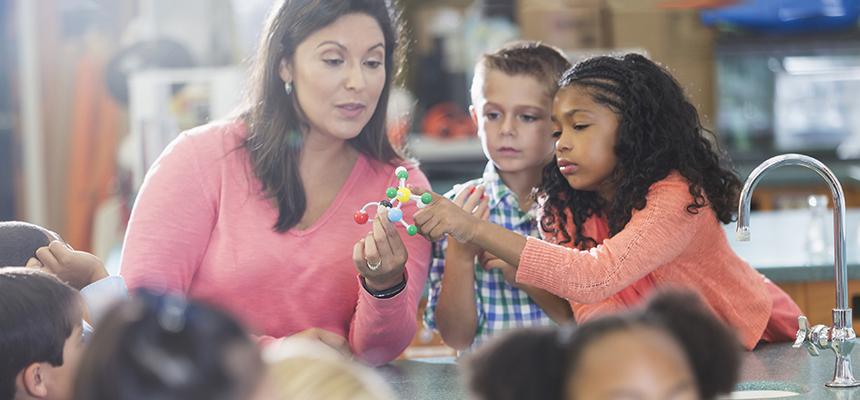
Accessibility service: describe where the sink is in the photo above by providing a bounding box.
[721,381,806,399]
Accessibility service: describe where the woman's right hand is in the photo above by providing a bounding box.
[352,208,409,291]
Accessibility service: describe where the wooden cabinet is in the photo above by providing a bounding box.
[776,280,860,326]
[750,184,860,211]
[401,281,860,359]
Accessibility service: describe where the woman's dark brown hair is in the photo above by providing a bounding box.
[242,0,405,232]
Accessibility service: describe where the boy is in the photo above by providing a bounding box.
[0,268,84,400]
[0,221,127,325]
[423,42,573,351]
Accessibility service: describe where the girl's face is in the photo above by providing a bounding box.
[551,85,619,201]
[565,328,699,400]
[280,13,386,142]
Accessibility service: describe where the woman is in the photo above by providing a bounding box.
[120,0,431,366]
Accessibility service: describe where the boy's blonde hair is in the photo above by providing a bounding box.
[471,41,571,102]
[263,338,396,400]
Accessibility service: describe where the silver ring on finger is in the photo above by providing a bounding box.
[366,258,382,271]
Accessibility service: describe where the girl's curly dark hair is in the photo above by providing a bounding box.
[539,54,741,247]
[465,290,741,400]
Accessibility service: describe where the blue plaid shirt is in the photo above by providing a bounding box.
[423,162,555,350]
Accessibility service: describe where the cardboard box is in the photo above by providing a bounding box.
[518,0,610,50]
[607,0,716,123]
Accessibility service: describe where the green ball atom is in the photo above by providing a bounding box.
[407,225,418,236]
[421,192,433,204]
[396,170,409,180]
[386,187,397,199]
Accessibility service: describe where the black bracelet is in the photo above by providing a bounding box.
[361,275,407,299]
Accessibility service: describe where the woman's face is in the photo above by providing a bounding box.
[565,327,699,400]
[280,13,386,142]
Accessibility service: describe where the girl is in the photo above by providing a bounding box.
[413,54,800,350]
[466,290,741,400]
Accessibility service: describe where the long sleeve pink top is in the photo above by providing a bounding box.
[517,172,787,350]
[119,120,432,365]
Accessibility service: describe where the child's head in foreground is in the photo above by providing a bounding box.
[259,336,397,400]
[0,221,61,267]
[467,290,741,400]
[72,289,263,400]
[0,268,84,400]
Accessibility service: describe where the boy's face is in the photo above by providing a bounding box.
[471,70,556,176]
[42,324,85,400]
[16,302,85,400]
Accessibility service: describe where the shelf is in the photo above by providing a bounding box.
[406,136,484,163]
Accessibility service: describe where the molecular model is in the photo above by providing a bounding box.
[353,166,432,236]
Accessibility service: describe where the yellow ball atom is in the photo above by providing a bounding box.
[396,187,412,203]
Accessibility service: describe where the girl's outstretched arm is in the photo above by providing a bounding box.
[412,187,528,268]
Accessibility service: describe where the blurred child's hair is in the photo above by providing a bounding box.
[539,54,742,248]
[263,337,397,400]
[466,326,567,400]
[72,289,262,400]
[466,290,741,400]
[0,221,61,267]
[471,41,571,102]
[565,291,741,399]
[0,268,81,400]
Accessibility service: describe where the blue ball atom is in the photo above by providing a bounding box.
[388,208,403,223]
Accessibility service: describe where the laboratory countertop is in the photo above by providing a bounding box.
[380,343,860,399]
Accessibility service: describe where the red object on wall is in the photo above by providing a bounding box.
[421,102,476,139]
[64,54,120,251]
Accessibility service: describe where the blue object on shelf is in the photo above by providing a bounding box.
[700,0,860,33]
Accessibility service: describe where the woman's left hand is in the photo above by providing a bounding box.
[352,207,408,291]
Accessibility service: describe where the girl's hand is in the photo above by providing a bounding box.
[352,207,408,291]
[445,184,490,257]
[411,187,483,243]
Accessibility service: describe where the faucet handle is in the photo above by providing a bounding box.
[794,316,821,356]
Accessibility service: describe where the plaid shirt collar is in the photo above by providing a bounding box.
[481,161,537,218]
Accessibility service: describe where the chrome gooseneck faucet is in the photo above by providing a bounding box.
[736,153,859,388]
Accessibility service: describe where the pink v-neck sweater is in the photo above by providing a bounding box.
[517,173,779,350]
[120,120,432,365]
